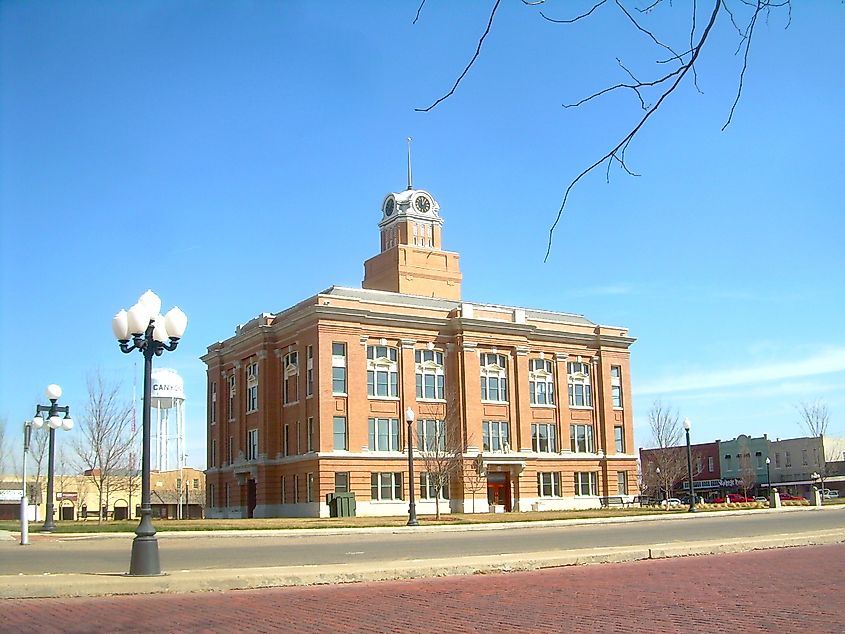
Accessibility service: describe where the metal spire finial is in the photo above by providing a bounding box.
[407,137,413,191]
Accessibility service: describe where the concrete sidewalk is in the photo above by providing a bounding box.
[3,522,843,599]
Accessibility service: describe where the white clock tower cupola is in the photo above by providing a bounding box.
[363,139,462,299]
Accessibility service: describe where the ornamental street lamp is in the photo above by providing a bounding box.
[20,419,34,545]
[655,466,661,502]
[113,290,187,576]
[404,406,419,526]
[765,457,771,494]
[682,417,697,513]
[31,384,74,532]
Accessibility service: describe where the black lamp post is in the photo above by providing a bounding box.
[765,457,771,495]
[31,385,74,532]
[683,417,697,513]
[113,290,187,576]
[404,406,419,526]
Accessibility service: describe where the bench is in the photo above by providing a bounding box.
[599,496,629,508]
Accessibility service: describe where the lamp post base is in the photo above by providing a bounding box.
[128,535,162,576]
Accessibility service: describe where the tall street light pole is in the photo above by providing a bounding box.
[683,418,697,513]
[113,290,187,576]
[31,385,74,532]
[765,457,771,496]
[404,406,418,526]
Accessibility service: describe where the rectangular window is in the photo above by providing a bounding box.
[567,361,592,408]
[482,421,510,452]
[529,358,555,406]
[574,472,598,496]
[420,473,449,499]
[306,473,315,503]
[306,345,314,398]
[209,484,216,508]
[210,382,217,424]
[531,423,557,453]
[611,366,623,408]
[246,429,258,461]
[332,342,347,395]
[416,349,445,400]
[725,454,732,471]
[333,416,348,450]
[570,424,595,453]
[283,424,290,456]
[225,482,230,507]
[284,351,299,404]
[227,436,233,464]
[368,417,400,451]
[367,345,399,398]
[614,426,625,453]
[417,419,446,452]
[210,439,217,467]
[480,353,508,403]
[280,475,286,504]
[246,361,259,413]
[296,420,301,454]
[617,471,628,495]
[294,474,300,504]
[193,479,199,489]
[785,451,792,468]
[306,417,315,452]
[334,472,349,493]
[537,472,562,497]
[802,449,808,466]
[227,374,236,420]
[775,452,781,468]
[756,451,763,468]
[708,456,714,472]
[370,472,403,501]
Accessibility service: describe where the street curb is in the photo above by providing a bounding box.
[2,529,843,599]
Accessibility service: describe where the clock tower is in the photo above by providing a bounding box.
[362,146,462,299]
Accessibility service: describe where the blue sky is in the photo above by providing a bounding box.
[2,1,843,468]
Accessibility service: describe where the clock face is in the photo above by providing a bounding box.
[384,198,395,216]
[415,195,431,213]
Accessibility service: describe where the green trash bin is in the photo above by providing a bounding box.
[335,492,356,517]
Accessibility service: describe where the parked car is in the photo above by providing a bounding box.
[660,498,682,508]
[778,493,804,501]
[821,489,839,499]
[710,494,755,504]
[754,496,768,502]
[680,495,704,505]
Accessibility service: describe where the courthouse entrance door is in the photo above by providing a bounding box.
[486,471,512,511]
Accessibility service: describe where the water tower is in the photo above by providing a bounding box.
[150,368,186,473]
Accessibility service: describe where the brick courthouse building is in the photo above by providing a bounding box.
[202,182,637,518]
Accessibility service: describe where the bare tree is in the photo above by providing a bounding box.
[416,419,464,519]
[0,418,10,474]
[797,400,834,492]
[463,454,486,514]
[642,400,687,499]
[414,1,794,258]
[797,400,829,438]
[72,371,136,524]
[736,440,756,498]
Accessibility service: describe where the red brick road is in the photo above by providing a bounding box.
[4,544,844,633]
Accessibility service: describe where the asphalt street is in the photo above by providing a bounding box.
[2,506,842,575]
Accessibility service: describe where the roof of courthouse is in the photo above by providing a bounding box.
[317,286,597,327]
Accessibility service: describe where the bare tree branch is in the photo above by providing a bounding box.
[544,0,721,261]
[412,0,427,25]
[540,0,608,24]
[416,0,502,112]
